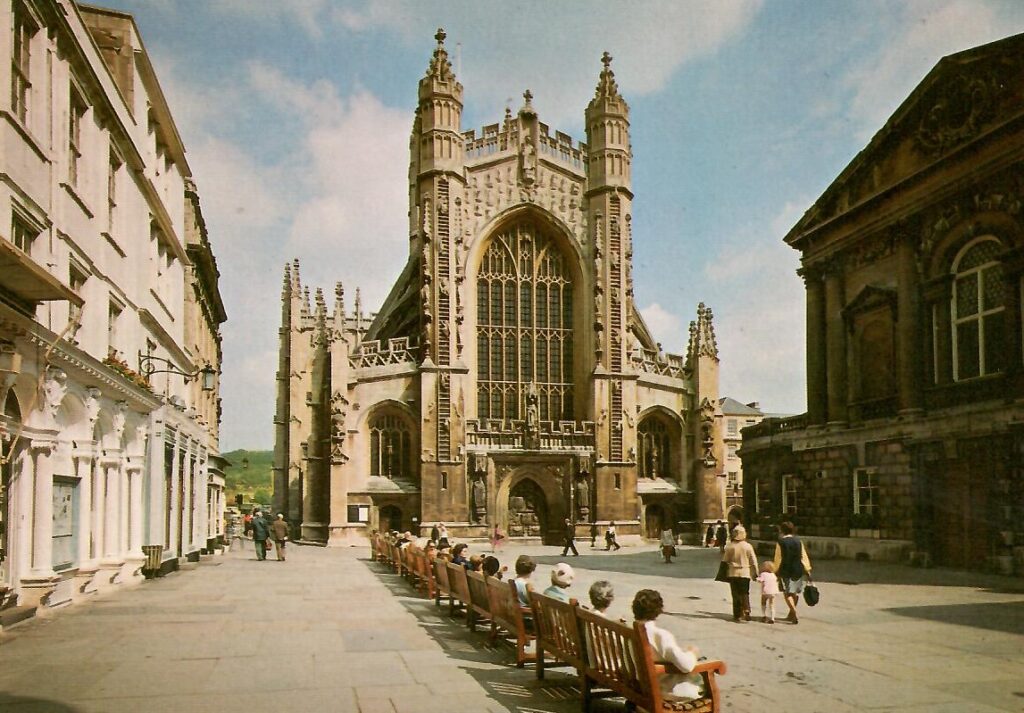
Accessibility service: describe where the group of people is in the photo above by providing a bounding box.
[247,508,290,561]
[719,519,812,624]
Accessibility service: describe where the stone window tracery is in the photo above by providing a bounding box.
[952,237,1005,380]
[477,220,574,421]
[638,416,671,479]
[369,414,412,480]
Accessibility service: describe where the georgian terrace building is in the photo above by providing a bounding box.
[0,0,226,622]
[273,32,726,546]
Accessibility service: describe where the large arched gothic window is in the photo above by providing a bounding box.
[369,414,412,479]
[638,416,672,479]
[477,220,574,421]
[952,238,1004,380]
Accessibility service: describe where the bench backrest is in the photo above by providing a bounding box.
[465,570,492,619]
[486,577,527,636]
[575,607,657,709]
[446,562,471,606]
[433,557,450,595]
[529,592,585,670]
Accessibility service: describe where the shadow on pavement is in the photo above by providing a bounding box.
[0,694,81,712]
[361,559,627,713]
[884,600,1024,635]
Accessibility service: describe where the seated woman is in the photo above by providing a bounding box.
[482,555,507,579]
[631,589,704,701]
[588,580,614,617]
[542,563,574,602]
[513,554,536,607]
[450,543,470,567]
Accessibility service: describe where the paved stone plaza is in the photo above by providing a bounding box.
[1,541,1022,713]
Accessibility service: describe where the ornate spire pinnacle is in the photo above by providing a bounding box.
[426,27,454,81]
[292,258,302,291]
[334,282,345,320]
[282,262,292,296]
[696,302,719,361]
[354,287,363,318]
[594,51,621,101]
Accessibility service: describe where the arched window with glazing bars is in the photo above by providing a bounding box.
[477,220,574,422]
[638,416,672,479]
[952,237,1005,381]
[369,414,413,479]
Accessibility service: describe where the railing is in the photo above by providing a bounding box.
[742,413,808,439]
[349,337,419,369]
[630,348,688,379]
[466,418,595,451]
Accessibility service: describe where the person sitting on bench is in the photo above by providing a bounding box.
[632,589,704,701]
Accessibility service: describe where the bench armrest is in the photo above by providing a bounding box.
[654,659,727,677]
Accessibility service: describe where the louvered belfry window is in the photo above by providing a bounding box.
[477,220,574,422]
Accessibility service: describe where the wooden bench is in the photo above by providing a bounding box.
[486,577,536,668]
[529,592,585,680]
[575,607,726,713]
[414,550,436,600]
[432,557,452,611]
[465,570,493,632]
[446,562,471,618]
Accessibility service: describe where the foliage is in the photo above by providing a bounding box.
[223,449,273,502]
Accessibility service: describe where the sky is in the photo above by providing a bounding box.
[110,0,1024,450]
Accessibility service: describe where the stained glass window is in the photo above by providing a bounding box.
[369,414,412,479]
[638,417,671,479]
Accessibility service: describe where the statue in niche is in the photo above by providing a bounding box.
[575,476,590,519]
[522,137,537,186]
[472,475,487,523]
[525,382,539,429]
[650,444,660,479]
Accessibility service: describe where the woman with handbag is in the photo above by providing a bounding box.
[660,529,676,563]
[720,525,759,621]
[773,520,813,624]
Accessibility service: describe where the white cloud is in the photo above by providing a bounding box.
[639,303,685,354]
[700,201,807,414]
[842,0,1011,140]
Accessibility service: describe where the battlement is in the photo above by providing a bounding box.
[466,418,595,451]
[349,337,419,369]
[463,121,586,172]
[630,348,689,380]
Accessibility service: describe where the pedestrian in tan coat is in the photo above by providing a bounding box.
[271,514,290,561]
[720,525,758,621]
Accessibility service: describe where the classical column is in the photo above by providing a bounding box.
[925,276,953,385]
[29,441,55,576]
[897,235,923,413]
[74,453,94,567]
[824,268,848,424]
[11,443,34,583]
[801,267,827,425]
[1002,253,1023,380]
[102,456,121,561]
[91,455,105,561]
[127,462,144,555]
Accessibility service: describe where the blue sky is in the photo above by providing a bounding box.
[111,0,1024,450]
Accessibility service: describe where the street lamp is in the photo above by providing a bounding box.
[138,351,217,392]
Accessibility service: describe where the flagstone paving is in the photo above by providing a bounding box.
[1,539,1022,712]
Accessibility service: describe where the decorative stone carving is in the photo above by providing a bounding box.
[472,451,488,476]
[41,368,68,422]
[916,72,1001,156]
[575,475,590,519]
[112,401,128,443]
[84,387,102,426]
[472,474,487,523]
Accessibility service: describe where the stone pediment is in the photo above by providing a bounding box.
[841,284,896,320]
[787,33,1024,245]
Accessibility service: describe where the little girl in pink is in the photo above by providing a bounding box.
[757,561,780,623]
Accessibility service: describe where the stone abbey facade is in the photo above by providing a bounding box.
[742,34,1024,574]
[273,31,725,545]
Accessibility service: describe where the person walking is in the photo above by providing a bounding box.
[437,523,450,550]
[561,518,580,556]
[773,520,812,624]
[757,561,780,623]
[251,509,271,561]
[721,525,758,622]
[704,524,715,548]
[605,521,622,551]
[490,524,505,553]
[590,522,599,548]
[430,522,441,542]
[271,513,290,561]
[715,520,728,552]
[660,528,676,563]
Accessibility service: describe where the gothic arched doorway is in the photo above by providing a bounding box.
[379,505,402,533]
[508,479,547,542]
[644,504,666,539]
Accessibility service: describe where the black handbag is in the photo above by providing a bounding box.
[714,561,729,582]
[804,580,820,606]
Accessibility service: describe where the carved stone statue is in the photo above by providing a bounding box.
[472,475,487,523]
[525,382,539,429]
[575,476,590,518]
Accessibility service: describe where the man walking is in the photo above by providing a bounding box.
[561,518,580,556]
[251,509,271,561]
[271,513,290,561]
